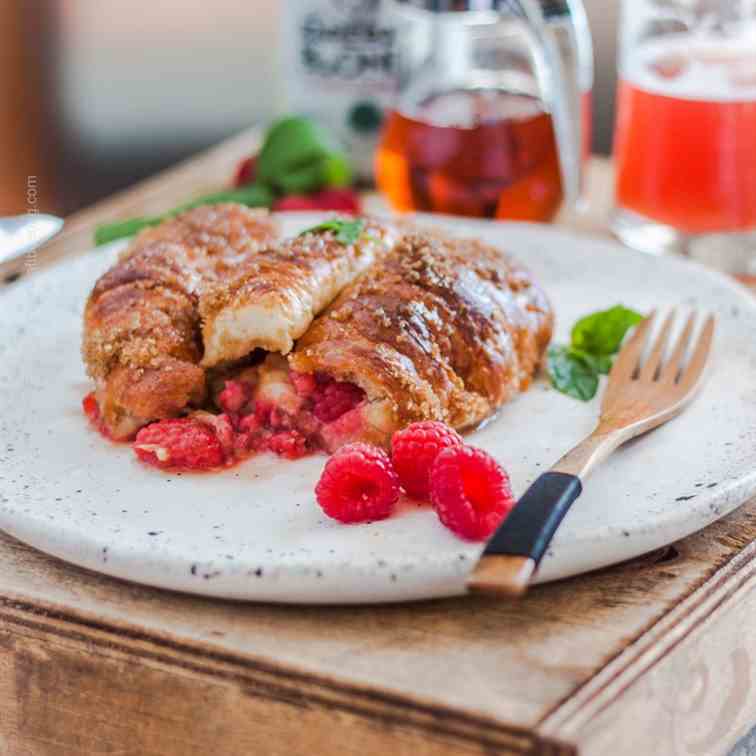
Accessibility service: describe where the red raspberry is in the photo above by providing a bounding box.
[272,188,361,213]
[254,399,274,425]
[217,380,250,413]
[316,443,400,523]
[267,430,308,459]
[290,371,317,397]
[273,194,321,212]
[82,391,113,440]
[134,418,226,471]
[429,446,514,541]
[82,391,100,423]
[192,412,236,456]
[233,155,257,187]
[234,431,254,457]
[292,409,320,439]
[312,380,365,423]
[238,413,261,434]
[391,421,463,500]
[253,399,290,429]
[310,188,361,213]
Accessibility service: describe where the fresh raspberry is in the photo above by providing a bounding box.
[273,194,321,212]
[192,412,236,456]
[429,446,514,541]
[233,155,257,187]
[312,380,365,423]
[267,430,308,459]
[82,391,100,423]
[82,391,113,439]
[310,188,361,213]
[217,380,250,413]
[134,418,226,471]
[391,421,463,500]
[272,188,361,213]
[316,442,400,523]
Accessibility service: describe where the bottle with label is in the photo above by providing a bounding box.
[281,0,399,183]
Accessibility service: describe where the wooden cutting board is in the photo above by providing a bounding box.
[2,132,755,755]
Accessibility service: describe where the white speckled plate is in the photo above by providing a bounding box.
[2,213,756,604]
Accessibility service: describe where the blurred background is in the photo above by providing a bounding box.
[0,0,620,216]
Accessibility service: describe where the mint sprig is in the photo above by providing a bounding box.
[571,305,644,356]
[299,218,365,246]
[548,305,644,401]
[547,346,599,401]
[94,183,275,246]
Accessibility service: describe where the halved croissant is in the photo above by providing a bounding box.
[199,218,400,367]
[82,205,279,439]
[289,231,553,447]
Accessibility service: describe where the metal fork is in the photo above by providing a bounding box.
[467,310,716,597]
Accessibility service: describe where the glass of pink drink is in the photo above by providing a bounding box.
[612,0,756,280]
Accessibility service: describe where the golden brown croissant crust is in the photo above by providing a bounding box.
[199,218,398,366]
[289,232,553,434]
[82,205,278,437]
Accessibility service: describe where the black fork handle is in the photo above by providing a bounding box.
[467,472,584,596]
[482,472,583,564]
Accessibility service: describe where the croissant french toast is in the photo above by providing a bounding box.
[288,231,553,450]
[83,208,553,471]
[82,204,279,439]
[199,218,399,367]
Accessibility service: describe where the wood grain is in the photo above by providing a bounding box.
[2,132,754,754]
[544,538,756,754]
[0,603,556,756]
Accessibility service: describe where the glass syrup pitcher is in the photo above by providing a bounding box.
[376,0,592,222]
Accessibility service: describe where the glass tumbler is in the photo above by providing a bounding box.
[612,0,756,280]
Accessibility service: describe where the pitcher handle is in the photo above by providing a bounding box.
[509,0,587,210]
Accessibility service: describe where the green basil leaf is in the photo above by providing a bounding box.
[547,345,600,401]
[571,305,643,356]
[569,348,612,375]
[594,354,613,374]
[256,116,352,192]
[299,218,365,246]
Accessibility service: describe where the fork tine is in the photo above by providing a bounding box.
[660,311,696,383]
[678,314,716,394]
[640,310,675,381]
[608,311,655,383]
[601,311,655,411]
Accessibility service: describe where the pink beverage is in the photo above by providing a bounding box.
[615,36,756,235]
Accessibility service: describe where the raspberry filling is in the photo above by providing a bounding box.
[83,354,373,471]
[82,391,114,440]
[213,363,367,463]
[116,357,368,471]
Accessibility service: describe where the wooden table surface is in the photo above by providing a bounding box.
[3,130,756,756]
